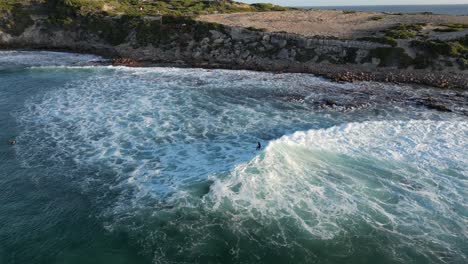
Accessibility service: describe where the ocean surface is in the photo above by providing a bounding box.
[303,5,468,15]
[0,51,467,264]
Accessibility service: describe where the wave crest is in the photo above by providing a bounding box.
[209,120,468,246]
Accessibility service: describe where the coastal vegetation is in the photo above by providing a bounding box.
[365,47,413,68]
[411,36,468,69]
[0,0,292,46]
[383,23,426,39]
[0,0,291,43]
[361,35,468,70]
[369,16,383,21]
[434,23,468,32]
[1,1,467,87]
[354,22,468,70]
[0,3,33,36]
[29,0,290,16]
[355,23,426,48]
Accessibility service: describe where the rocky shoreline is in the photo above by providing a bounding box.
[1,47,466,115]
[109,57,467,90]
[110,57,468,115]
[0,2,468,90]
[1,8,467,90]
[2,45,466,90]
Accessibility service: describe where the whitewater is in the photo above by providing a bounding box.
[0,51,467,264]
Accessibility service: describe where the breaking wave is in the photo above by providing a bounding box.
[0,50,103,67]
[8,52,468,263]
[210,120,468,240]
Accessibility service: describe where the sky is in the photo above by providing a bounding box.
[239,0,468,7]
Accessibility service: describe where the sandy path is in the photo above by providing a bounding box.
[198,10,468,38]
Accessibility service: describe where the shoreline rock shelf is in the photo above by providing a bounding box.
[1,6,467,89]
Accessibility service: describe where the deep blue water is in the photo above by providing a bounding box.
[302,5,468,15]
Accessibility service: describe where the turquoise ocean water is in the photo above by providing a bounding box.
[0,51,467,264]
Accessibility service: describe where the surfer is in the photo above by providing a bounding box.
[8,138,16,145]
[256,141,261,151]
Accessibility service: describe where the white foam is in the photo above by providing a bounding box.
[209,120,468,251]
[12,62,468,261]
[0,50,103,67]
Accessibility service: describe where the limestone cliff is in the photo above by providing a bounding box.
[1,3,467,89]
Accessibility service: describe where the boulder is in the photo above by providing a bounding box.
[277,48,289,60]
[209,30,225,39]
[271,37,287,48]
[112,57,139,66]
[213,38,224,45]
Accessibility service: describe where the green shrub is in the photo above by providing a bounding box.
[246,26,267,32]
[412,39,468,58]
[384,23,425,39]
[250,3,289,12]
[456,58,468,70]
[385,29,416,39]
[433,28,462,32]
[84,15,133,45]
[47,15,74,26]
[410,36,468,70]
[367,47,413,68]
[428,41,453,56]
[0,4,34,36]
[441,23,468,29]
[0,1,14,12]
[369,16,383,21]
[39,0,292,17]
[434,23,468,33]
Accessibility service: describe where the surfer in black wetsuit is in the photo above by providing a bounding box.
[256,142,261,150]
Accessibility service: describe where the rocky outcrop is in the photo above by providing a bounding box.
[0,13,467,89]
[112,57,140,66]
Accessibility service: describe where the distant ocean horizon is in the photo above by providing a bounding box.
[300,4,468,15]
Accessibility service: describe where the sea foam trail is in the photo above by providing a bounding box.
[209,120,467,259]
[15,68,338,202]
[0,50,103,67]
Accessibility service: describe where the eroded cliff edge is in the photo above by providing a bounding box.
[1,1,467,89]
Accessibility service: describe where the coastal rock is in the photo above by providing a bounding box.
[241,50,250,59]
[209,30,225,39]
[1,9,467,90]
[371,58,381,65]
[112,58,139,66]
[416,97,453,112]
[277,48,289,60]
[213,38,224,45]
[271,37,287,48]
